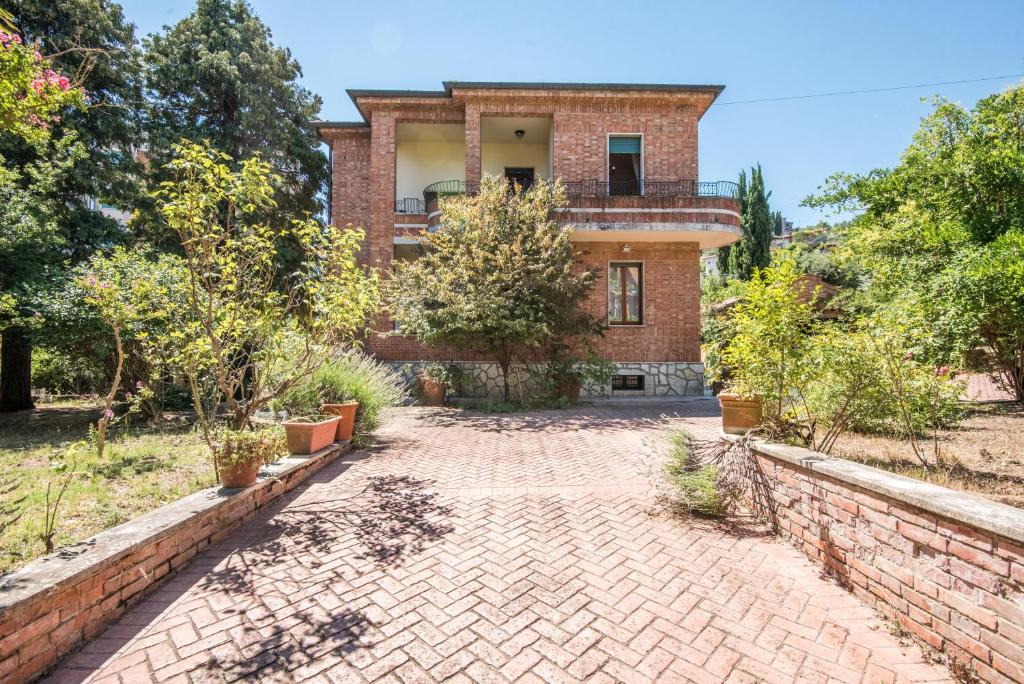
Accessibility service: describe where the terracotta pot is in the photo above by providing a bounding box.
[218,461,260,488]
[322,401,359,441]
[283,416,341,455]
[556,377,582,402]
[419,377,446,406]
[719,392,763,435]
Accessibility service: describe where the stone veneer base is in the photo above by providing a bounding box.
[0,442,350,683]
[722,432,1024,683]
[387,361,705,400]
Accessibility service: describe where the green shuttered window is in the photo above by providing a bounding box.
[608,136,641,154]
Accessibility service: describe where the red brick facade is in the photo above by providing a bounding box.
[318,82,739,366]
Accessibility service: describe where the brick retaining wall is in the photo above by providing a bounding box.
[723,433,1024,683]
[0,442,349,683]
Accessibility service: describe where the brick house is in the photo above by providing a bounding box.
[316,82,740,397]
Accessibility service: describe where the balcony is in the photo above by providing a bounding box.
[414,178,741,248]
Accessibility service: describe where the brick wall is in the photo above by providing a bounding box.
[578,241,702,362]
[730,437,1024,683]
[0,444,348,683]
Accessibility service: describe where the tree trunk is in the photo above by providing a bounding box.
[0,328,34,412]
[498,356,511,404]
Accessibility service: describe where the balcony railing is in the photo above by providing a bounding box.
[395,198,426,213]
[397,178,741,214]
[560,179,740,199]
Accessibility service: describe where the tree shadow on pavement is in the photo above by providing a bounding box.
[186,473,454,680]
[427,401,721,435]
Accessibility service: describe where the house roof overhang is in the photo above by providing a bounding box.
[336,81,726,124]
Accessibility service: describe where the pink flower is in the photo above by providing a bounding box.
[57,76,70,91]
[125,392,133,400]
[85,274,97,286]
[11,34,21,44]
[936,366,950,377]
[34,50,41,62]
[0,33,10,44]
[103,409,115,419]
[135,381,144,389]
[902,350,913,361]
[30,79,45,94]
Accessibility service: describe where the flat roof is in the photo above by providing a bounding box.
[340,80,726,122]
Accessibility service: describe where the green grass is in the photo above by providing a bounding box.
[0,402,212,575]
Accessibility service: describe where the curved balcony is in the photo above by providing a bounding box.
[420,178,742,247]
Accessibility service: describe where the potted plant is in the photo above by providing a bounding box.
[215,428,287,488]
[281,414,341,455]
[321,400,358,441]
[719,391,763,434]
[417,362,452,406]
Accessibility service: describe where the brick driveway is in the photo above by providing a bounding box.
[50,402,951,683]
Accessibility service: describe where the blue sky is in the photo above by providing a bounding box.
[121,0,1024,226]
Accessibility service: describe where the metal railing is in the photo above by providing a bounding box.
[395,198,426,213]
[416,179,739,208]
[559,179,740,199]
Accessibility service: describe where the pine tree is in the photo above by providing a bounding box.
[140,0,327,233]
[1,0,144,412]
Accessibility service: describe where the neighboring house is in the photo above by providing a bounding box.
[316,81,741,398]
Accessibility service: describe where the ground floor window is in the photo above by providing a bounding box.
[608,261,643,325]
[611,374,645,391]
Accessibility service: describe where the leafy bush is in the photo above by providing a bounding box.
[31,346,105,395]
[277,350,408,433]
[722,255,819,421]
[215,427,286,469]
[719,257,964,465]
[664,432,725,517]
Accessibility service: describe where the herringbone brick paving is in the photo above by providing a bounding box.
[48,401,953,683]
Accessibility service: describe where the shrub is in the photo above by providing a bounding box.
[315,352,408,433]
[722,255,819,422]
[31,346,105,395]
[663,432,726,517]
[277,350,408,433]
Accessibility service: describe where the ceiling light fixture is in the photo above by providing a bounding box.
[514,129,525,139]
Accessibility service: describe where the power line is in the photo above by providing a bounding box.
[713,73,1024,106]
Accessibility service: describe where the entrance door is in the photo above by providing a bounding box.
[504,167,535,191]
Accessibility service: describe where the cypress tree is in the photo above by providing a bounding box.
[719,169,747,277]
[745,164,773,275]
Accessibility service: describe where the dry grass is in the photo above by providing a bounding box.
[831,402,1024,508]
[0,401,212,575]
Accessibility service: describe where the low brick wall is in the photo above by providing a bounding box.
[0,442,349,683]
[723,433,1024,683]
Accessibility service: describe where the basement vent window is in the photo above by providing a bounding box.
[612,375,645,391]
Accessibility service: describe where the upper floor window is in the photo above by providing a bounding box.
[608,135,642,196]
[608,261,643,325]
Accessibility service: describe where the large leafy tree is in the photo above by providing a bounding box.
[0,0,144,412]
[388,177,599,403]
[140,0,327,233]
[805,85,1024,400]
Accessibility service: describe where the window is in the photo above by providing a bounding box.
[608,262,643,325]
[608,135,642,196]
[612,375,645,391]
